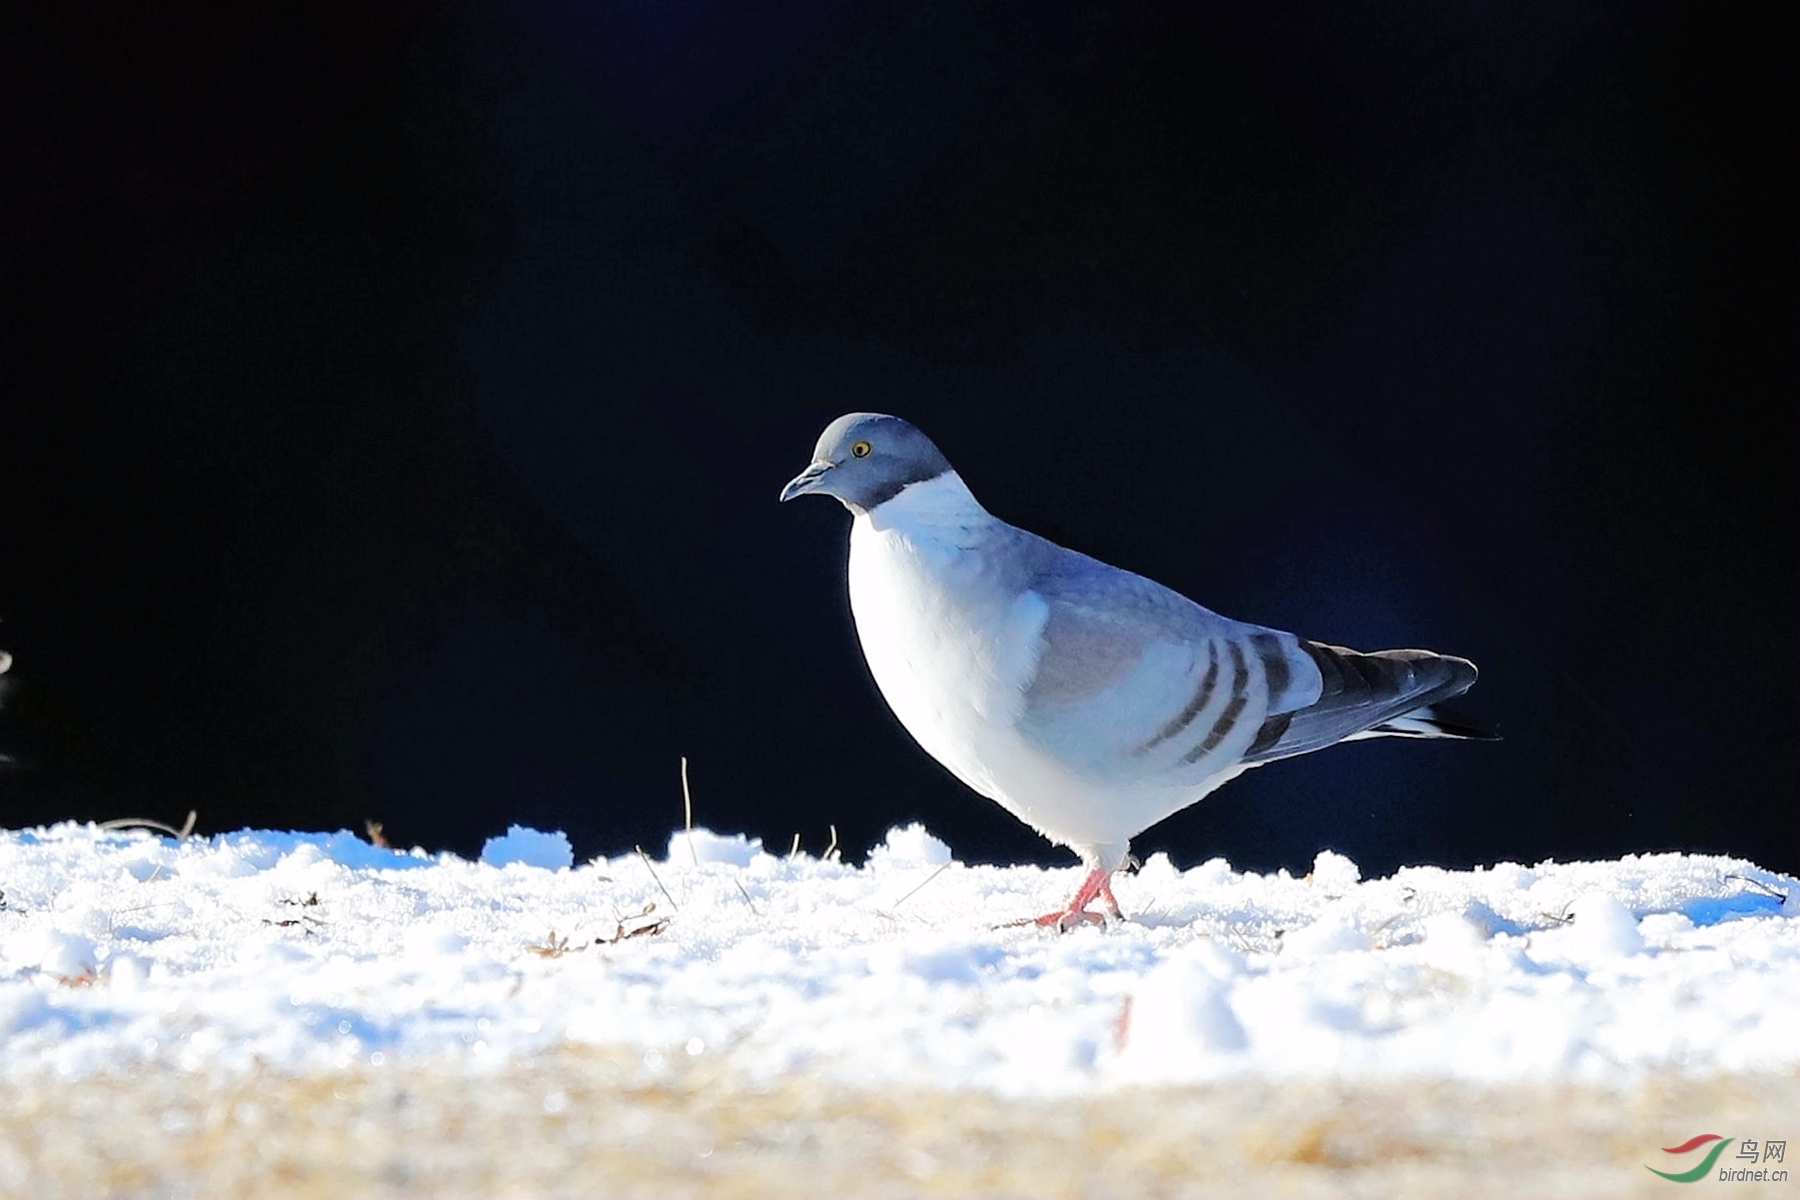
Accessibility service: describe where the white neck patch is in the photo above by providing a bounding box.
[862,471,989,536]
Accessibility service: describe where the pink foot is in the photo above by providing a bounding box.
[1004,866,1124,931]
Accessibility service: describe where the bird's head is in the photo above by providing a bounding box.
[778,413,952,512]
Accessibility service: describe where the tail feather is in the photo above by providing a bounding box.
[1350,704,1498,742]
[1242,640,1487,765]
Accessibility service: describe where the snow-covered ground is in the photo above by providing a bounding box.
[3,821,1795,1093]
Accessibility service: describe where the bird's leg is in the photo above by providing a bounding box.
[1029,866,1122,930]
[1096,873,1124,919]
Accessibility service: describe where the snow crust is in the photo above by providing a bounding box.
[1,821,1794,1095]
[481,825,574,871]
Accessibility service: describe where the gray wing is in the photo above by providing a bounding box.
[1237,641,1482,764]
[1001,533,1324,782]
[994,528,1483,780]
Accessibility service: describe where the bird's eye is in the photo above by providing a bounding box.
[850,440,872,458]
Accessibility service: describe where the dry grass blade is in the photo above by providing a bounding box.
[1727,873,1789,902]
[681,756,699,868]
[527,931,586,958]
[885,861,952,913]
[678,756,757,914]
[634,846,678,912]
[98,810,199,839]
[603,903,668,944]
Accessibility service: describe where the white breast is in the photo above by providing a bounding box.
[846,474,1040,805]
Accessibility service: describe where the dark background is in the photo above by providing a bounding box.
[3,1,1794,876]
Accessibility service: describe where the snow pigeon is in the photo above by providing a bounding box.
[781,413,1489,928]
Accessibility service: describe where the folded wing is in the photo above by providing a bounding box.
[1011,546,1324,781]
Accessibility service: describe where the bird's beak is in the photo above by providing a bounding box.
[779,459,834,502]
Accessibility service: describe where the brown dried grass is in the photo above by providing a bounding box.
[1,1049,1792,1198]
